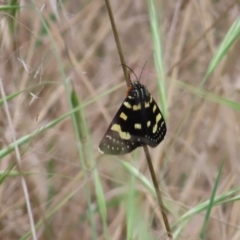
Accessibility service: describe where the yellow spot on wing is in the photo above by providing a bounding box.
[156,113,161,122]
[134,123,141,129]
[147,121,151,127]
[152,114,162,133]
[145,102,150,108]
[120,112,127,120]
[133,104,141,110]
[153,105,157,113]
[123,101,132,109]
[111,124,131,140]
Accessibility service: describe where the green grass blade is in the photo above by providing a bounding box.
[71,87,98,240]
[173,187,240,238]
[20,175,86,240]
[147,0,167,119]
[176,80,240,112]
[120,160,177,217]
[0,5,20,11]
[0,162,16,184]
[72,87,110,240]
[205,17,240,79]
[6,0,19,34]
[0,82,56,107]
[0,84,121,159]
[200,160,225,239]
[126,172,135,240]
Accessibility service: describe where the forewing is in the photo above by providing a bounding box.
[141,96,167,147]
[98,96,143,155]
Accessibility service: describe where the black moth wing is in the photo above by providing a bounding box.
[98,94,144,155]
[98,81,167,155]
[142,96,167,147]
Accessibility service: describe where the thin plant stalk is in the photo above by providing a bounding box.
[104,0,172,238]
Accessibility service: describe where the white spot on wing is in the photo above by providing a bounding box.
[98,147,104,154]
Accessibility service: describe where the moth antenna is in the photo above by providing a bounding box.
[138,61,148,83]
[120,64,138,82]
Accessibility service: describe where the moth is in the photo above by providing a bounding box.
[98,66,166,155]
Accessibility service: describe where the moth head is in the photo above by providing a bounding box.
[131,81,150,97]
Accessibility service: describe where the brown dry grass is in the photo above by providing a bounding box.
[1,1,240,240]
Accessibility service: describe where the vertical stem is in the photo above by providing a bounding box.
[104,0,131,87]
[104,0,172,238]
[143,146,173,239]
